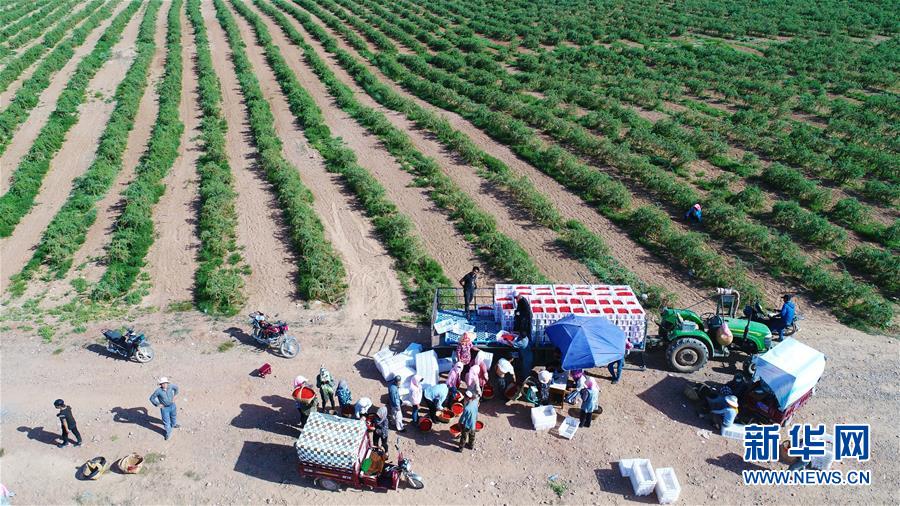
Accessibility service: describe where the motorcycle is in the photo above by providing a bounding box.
[102,328,154,363]
[386,444,424,490]
[746,302,802,338]
[248,311,300,358]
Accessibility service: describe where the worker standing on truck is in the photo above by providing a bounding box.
[460,266,480,319]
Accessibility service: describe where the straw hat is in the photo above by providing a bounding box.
[81,457,107,480]
[726,395,739,409]
[538,370,553,384]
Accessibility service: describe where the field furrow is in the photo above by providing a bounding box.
[0,0,129,194]
[0,1,146,292]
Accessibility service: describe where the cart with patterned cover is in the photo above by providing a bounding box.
[295,412,423,491]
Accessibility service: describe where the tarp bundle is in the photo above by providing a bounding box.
[753,338,825,410]
[545,315,626,371]
[295,412,367,470]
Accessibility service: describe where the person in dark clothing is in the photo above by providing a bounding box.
[512,292,533,341]
[372,406,389,454]
[459,267,480,319]
[54,399,82,448]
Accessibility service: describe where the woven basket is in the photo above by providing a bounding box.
[117,453,144,474]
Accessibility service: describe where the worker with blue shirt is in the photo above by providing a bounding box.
[776,294,796,340]
[149,377,179,440]
[457,391,479,452]
[684,203,702,223]
[423,383,449,422]
[710,395,738,430]
[387,376,405,432]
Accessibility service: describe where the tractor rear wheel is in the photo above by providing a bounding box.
[666,338,709,373]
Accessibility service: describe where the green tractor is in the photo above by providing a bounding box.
[656,289,773,373]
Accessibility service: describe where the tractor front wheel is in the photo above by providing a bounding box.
[666,338,709,373]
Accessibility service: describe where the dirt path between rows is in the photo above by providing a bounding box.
[0,2,147,293]
[246,0,585,284]
[0,0,132,194]
[287,5,713,305]
[224,2,483,287]
[0,303,895,505]
[201,0,300,314]
[71,0,169,288]
[143,6,202,308]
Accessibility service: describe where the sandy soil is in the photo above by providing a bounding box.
[0,2,147,293]
[238,1,586,285]
[0,0,132,194]
[201,0,300,314]
[0,302,895,505]
[71,0,170,287]
[143,6,201,308]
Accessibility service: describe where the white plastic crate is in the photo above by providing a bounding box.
[415,350,439,386]
[530,405,557,431]
[629,459,657,496]
[557,416,579,439]
[654,467,681,504]
[720,423,747,440]
[810,449,835,470]
[619,459,635,477]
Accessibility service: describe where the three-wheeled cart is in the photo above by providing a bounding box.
[295,412,423,492]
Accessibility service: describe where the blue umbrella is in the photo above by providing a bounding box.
[545,315,626,371]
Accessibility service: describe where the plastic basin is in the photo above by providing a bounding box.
[483,384,494,399]
[418,417,433,431]
[450,403,464,416]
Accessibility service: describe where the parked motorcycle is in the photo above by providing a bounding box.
[248,311,300,358]
[102,328,154,363]
[388,444,424,489]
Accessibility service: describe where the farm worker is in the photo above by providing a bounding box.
[457,391,480,452]
[494,357,516,402]
[354,397,372,419]
[388,376,405,432]
[685,203,702,223]
[446,361,464,404]
[459,266,480,319]
[423,383,449,421]
[710,395,739,429]
[409,375,424,425]
[149,377,179,440]
[537,370,553,405]
[455,332,479,367]
[53,399,82,448]
[607,340,632,384]
[465,354,489,397]
[372,407,389,454]
[336,380,352,416]
[512,291,533,343]
[578,378,600,428]
[775,294,796,340]
[316,366,336,412]
[0,483,13,506]
[292,376,317,429]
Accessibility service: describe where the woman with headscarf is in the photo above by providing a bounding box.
[292,376,317,429]
[372,406,389,453]
[316,366,336,413]
[336,379,352,416]
[465,353,489,397]
[409,375,424,425]
[579,377,600,428]
[354,397,372,420]
[446,361,464,403]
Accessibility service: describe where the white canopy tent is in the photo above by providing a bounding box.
[752,338,825,410]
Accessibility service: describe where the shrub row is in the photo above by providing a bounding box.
[0,0,108,93]
[244,0,547,286]
[10,0,162,295]
[0,0,57,40]
[320,0,895,328]
[229,0,448,315]
[92,0,183,301]
[185,0,247,315]
[214,0,348,304]
[0,0,142,237]
[0,0,124,155]
[761,163,832,212]
[770,201,848,252]
[267,0,672,308]
[4,0,80,49]
[846,246,900,300]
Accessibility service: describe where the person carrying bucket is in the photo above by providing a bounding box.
[292,375,317,429]
[457,391,479,452]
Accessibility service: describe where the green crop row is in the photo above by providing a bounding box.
[770,201,848,252]
[0,0,57,40]
[0,0,142,237]
[93,0,184,302]
[227,0,449,315]
[0,0,125,156]
[846,246,899,300]
[214,0,348,304]
[0,0,108,93]
[267,0,672,308]
[185,0,247,315]
[318,0,895,328]
[307,0,760,300]
[9,0,162,298]
[245,0,547,285]
[4,0,80,50]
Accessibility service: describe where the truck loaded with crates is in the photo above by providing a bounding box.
[429,284,648,365]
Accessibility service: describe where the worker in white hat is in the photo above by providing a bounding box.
[494,357,516,403]
[710,395,739,430]
[354,397,372,420]
[536,370,553,406]
[149,377,179,440]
